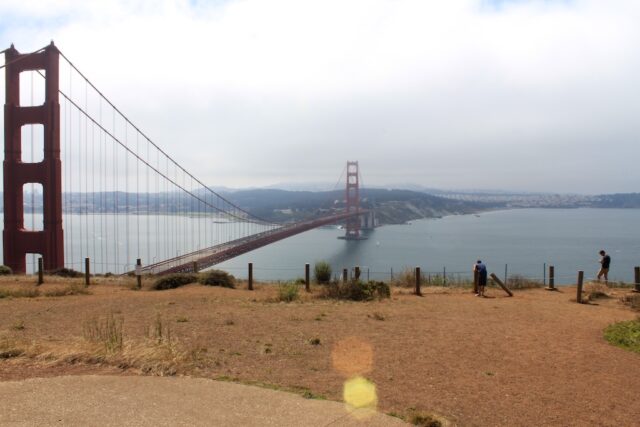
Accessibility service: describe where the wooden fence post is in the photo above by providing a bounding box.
[305,263,310,292]
[192,261,199,273]
[576,270,584,303]
[415,266,422,296]
[342,268,348,283]
[37,257,44,285]
[473,269,479,294]
[634,266,640,293]
[354,266,361,280]
[489,273,513,297]
[85,258,90,287]
[136,258,142,289]
[248,262,253,291]
[504,264,508,287]
[546,265,555,291]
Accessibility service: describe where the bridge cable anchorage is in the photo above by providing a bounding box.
[54,50,276,226]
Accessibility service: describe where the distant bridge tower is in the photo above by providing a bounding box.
[343,161,364,240]
[3,43,64,273]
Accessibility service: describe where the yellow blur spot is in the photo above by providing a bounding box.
[343,376,377,411]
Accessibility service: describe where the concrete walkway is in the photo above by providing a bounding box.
[0,376,407,426]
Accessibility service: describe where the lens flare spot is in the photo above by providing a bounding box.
[343,376,377,411]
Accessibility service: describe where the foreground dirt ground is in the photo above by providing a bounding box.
[1,276,638,426]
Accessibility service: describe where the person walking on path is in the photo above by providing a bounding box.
[474,260,488,297]
[597,250,611,284]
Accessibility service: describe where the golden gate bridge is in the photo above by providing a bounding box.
[2,43,368,275]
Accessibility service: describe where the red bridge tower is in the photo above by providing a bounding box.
[3,43,64,273]
[343,161,364,240]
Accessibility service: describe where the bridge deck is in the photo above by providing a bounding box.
[140,211,366,275]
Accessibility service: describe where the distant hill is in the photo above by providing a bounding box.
[1,190,638,225]
[592,193,640,208]
[222,188,495,224]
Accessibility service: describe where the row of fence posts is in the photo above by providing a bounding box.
[29,259,640,299]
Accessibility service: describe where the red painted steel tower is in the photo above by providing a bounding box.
[3,43,64,273]
[344,161,361,240]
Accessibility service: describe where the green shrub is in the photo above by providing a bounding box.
[322,279,390,301]
[152,273,198,290]
[0,265,12,275]
[198,270,235,288]
[277,282,300,302]
[604,318,640,354]
[49,267,83,278]
[314,261,332,284]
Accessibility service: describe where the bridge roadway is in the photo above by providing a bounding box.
[140,210,366,275]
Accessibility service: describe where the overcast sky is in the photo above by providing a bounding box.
[1,0,639,194]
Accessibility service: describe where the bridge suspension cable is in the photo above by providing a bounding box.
[21,47,281,273]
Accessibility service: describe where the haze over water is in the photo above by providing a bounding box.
[5,208,637,283]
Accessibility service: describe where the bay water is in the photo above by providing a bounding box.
[2,208,639,284]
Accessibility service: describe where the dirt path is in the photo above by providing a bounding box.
[1,278,639,425]
[0,375,406,426]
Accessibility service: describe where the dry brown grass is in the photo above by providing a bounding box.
[0,287,40,299]
[1,311,200,376]
[44,283,91,297]
[621,292,640,311]
[584,282,613,302]
[392,267,472,288]
[506,274,544,290]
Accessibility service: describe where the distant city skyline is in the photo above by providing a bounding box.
[1,0,639,194]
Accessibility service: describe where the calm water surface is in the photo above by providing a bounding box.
[2,208,639,283]
[217,208,640,283]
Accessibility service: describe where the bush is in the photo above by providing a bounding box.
[277,282,300,302]
[199,270,235,288]
[49,267,83,278]
[322,279,390,301]
[0,265,12,275]
[152,273,198,290]
[314,261,332,284]
[604,318,640,354]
